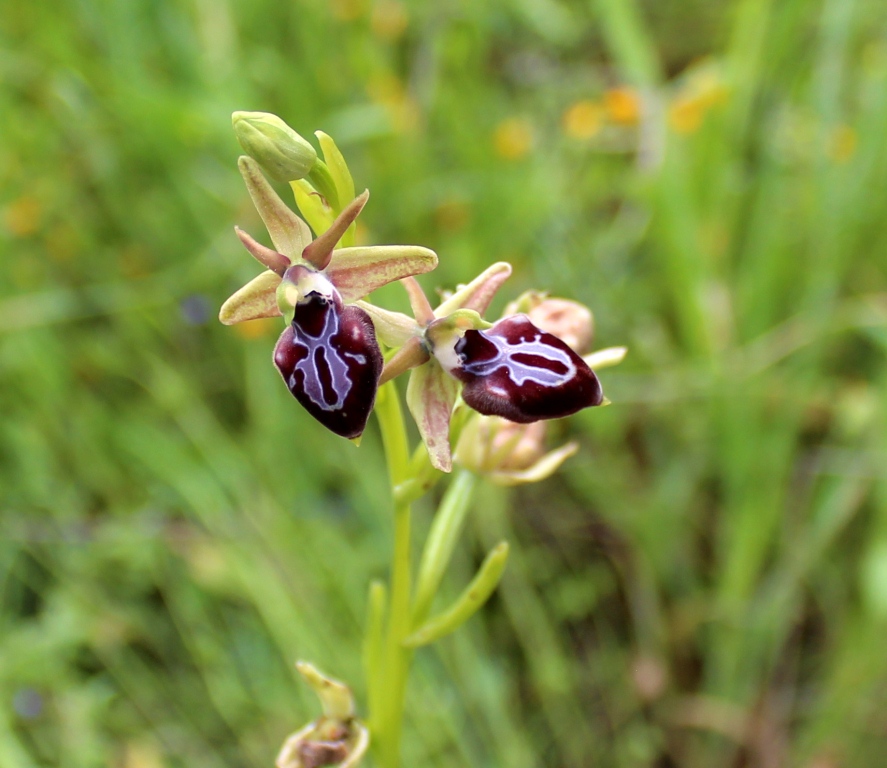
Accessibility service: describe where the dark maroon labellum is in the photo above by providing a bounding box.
[451,314,603,423]
[273,292,382,439]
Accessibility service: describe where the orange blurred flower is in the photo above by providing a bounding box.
[604,87,641,125]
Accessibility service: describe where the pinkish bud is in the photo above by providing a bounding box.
[490,420,547,471]
[526,298,594,354]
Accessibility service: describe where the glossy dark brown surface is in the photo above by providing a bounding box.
[452,315,603,423]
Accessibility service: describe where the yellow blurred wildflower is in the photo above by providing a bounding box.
[234,316,280,339]
[669,97,704,134]
[121,741,164,768]
[493,117,534,160]
[434,198,471,232]
[331,0,365,21]
[3,195,42,237]
[829,124,857,164]
[371,0,408,40]
[562,99,603,140]
[366,72,420,134]
[604,87,641,125]
[668,63,729,135]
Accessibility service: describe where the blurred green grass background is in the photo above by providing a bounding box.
[2,0,887,766]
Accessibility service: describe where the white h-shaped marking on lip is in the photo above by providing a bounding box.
[462,330,577,388]
[290,300,359,412]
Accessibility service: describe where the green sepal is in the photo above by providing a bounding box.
[583,346,628,370]
[307,158,341,212]
[295,661,355,722]
[219,269,282,325]
[238,156,312,260]
[406,362,460,473]
[316,131,356,227]
[291,178,335,237]
[404,541,509,648]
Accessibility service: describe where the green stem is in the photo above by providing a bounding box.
[371,382,413,768]
[412,470,477,626]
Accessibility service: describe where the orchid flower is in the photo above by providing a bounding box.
[219,156,437,439]
[452,294,628,485]
[358,267,605,471]
[357,263,511,471]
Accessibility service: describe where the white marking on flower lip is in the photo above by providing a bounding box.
[461,330,577,388]
[289,297,354,412]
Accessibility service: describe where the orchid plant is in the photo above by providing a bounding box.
[220,112,626,768]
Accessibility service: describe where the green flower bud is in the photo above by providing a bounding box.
[232,111,317,182]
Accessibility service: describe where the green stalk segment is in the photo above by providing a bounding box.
[404,542,510,648]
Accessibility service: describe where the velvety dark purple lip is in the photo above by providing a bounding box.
[451,315,603,423]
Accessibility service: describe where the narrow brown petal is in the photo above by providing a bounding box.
[234,226,291,275]
[401,277,435,325]
[301,190,369,270]
[435,262,512,317]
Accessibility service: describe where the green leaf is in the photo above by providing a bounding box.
[404,541,509,648]
[412,470,476,622]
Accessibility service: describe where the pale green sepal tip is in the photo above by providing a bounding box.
[316,130,356,209]
[584,345,628,370]
[232,111,317,183]
[219,269,282,325]
[403,541,509,648]
[295,661,355,721]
